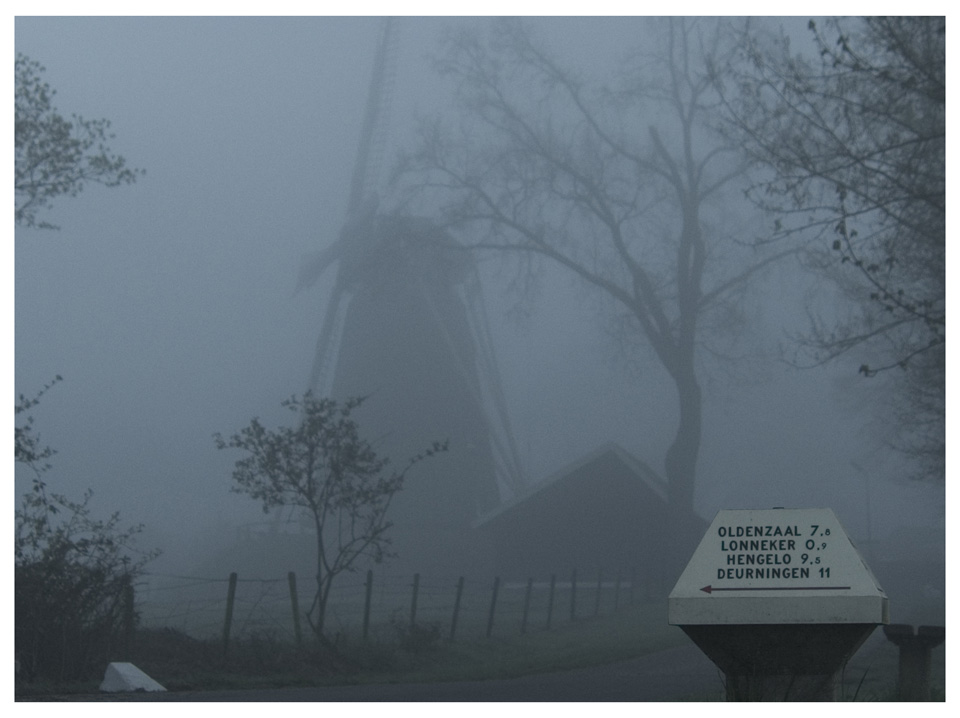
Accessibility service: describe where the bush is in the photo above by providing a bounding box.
[389,611,443,653]
[15,380,156,683]
[15,488,154,683]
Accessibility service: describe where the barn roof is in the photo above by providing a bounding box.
[473,441,668,529]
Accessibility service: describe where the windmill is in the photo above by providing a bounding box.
[297,19,525,574]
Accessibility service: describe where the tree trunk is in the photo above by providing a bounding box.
[665,370,700,513]
[664,362,703,579]
[314,574,326,640]
[662,189,706,576]
[313,528,328,642]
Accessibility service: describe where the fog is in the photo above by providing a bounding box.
[13,16,943,623]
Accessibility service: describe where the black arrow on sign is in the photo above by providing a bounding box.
[700,585,851,594]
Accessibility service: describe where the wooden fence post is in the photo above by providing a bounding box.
[546,574,556,629]
[520,577,533,634]
[287,572,302,647]
[410,573,420,628]
[222,572,238,660]
[614,568,622,612]
[570,568,577,622]
[486,576,500,638]
[122,577,135,660]
[363,569,373,641]
[594,569,603,617]
[450,576,465,642]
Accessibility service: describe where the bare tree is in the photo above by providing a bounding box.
[399,18,790,550]
[721,17,945,479]
[214,394,446,642]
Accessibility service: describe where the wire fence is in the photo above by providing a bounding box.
[134,567,644,645]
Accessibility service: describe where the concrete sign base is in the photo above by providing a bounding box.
[680,622,877,701]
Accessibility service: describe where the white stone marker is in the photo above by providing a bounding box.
[99,661,167,693]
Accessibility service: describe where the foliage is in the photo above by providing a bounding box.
[15,375,61,477]
[14,52,150,682]
[389,611,443,653]
[15,491,153,683]
[398,18,791,539]
[214,393,447,643]
[15,380,157,683]
[721,17,945,479]
[15,52,143,229]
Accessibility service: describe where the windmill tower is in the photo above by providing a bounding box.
[298,19,524,575]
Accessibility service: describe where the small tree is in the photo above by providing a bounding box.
[15,52,143,229]
[214,393,446,642]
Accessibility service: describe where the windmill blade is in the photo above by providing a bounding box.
[304,18,397,396]
[302,18,397,395]
[346,18,398,217]
[307,274,349,396]
[294,241,342,295]
[463,276,527,494]
[416,275,526,500]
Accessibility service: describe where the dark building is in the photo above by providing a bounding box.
[473,443,707,596]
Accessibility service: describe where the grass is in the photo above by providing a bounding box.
[16,601,685,698]
[17,605,945,701]
[837,631,946,702]
[364,601,685,685]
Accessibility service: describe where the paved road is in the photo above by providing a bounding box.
[87,644,723,702]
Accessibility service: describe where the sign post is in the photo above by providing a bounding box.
[669,508,888,701]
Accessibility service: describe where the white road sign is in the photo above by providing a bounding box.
[669,508,888,625]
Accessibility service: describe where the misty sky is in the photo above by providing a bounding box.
[13,14,944,573]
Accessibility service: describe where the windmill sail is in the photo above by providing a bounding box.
[346,18,397,216]
[301,18,524,574]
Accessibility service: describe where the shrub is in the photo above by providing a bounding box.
[389,611,443,653]
[15,380,156,683]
